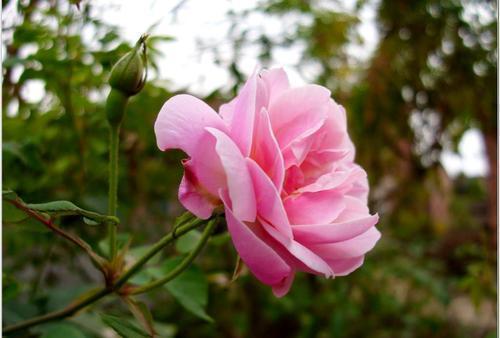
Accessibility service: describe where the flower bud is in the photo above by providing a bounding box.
[108,35,148,97]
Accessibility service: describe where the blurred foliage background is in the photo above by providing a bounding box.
[2,0,497,337]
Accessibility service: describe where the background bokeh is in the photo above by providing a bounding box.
[2,0,497,337]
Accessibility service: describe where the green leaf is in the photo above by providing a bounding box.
[39,323,87,338]
[83,217,99,226]
[151,257,213,322]
[100,313,150,338]
[26,200,119,226]
[123,297,156,337]
[175,230,202,253]
[152,322,176,338]
[2,190,119,226]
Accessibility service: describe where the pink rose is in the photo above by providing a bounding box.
[154,68,380,296]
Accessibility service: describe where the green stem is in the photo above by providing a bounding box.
[2,215,208,335]
[130,218,217,295]
[114,216,204,290]
[108,124,120,259]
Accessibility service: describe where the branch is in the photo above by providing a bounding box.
[2,215,208,335]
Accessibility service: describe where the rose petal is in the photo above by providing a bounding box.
[292,214,379,244]
[269,85,331,150]
[219,97,237,125]
[220,190,291,285]
[178,175,215,219]
[206,128,256,222]
[272,271,295,297]
[298,164,367,194]
[261,220,333,277]
[250,108,285,192]
[284,190,345,225]
[246,158,291,238]
[309,227,381,260]
[260,68,290,104]
[326,256,365,276]
[228,73,257,156]
[154,94,227,155]
[335,195,371,222]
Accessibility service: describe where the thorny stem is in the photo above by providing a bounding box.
[2,215,209,335]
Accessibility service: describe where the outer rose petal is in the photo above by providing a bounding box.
[178,164,217,219]
[326,256,365,276]
[272,272,295,298]
[219,97,237,125]
[228,73,257,156]
[154,94,226,155]
[206,128,256,222]
[220,190,292,285]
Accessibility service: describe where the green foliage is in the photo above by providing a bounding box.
[100,313,151,338]
[175,230,202,254]
[128,257,213,323]
[157,258,213,323]
[39,323,87,338]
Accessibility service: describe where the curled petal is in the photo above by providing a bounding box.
[154,94,227,155]
[260,68,290,104]
[251,108,285,191]
[292,214,379,244]
[309,227,381,260]
[272,271,295,298]
[229,73,257,156]
[246,158,291,238]
[326,256,365,276]
[298,164,367,194]
[261,220,333,277]
[206,128,256,222]
[220,190,291,285]
[178,165,218,219]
